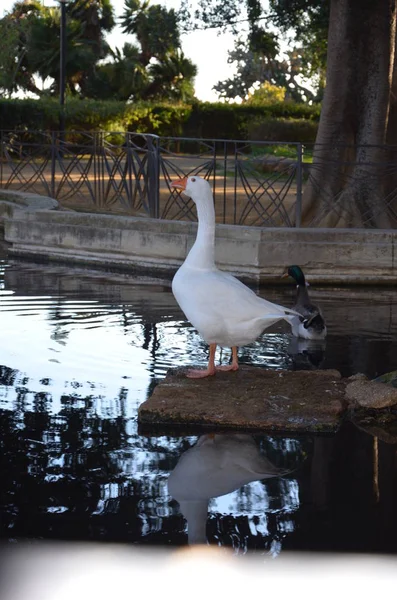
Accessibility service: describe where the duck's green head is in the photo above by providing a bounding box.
[283,265,306,285]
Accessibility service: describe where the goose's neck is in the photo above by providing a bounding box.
[185,192,216,269]
[179,500,208,545]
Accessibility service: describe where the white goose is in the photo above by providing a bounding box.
[171,175,301,378]
[168,433,285,545]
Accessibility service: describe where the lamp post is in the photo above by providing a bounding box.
[59,0,67,138]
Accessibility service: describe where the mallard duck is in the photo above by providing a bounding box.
[170,175,302,378]
[168,433,285,544]
[282,265,327,340]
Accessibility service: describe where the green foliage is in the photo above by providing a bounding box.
[269,0,328,100]
[146,49,197,102]
[0,17,22,96]
[179,0,250,34]
[0,0,116,98]
[246,82,286,104]
[184,101,319,139]
[0,98,60,130]
[121,0,180,66]
[269,0,329,48]
[246,116,318,143]
[214,39,319,103]
[179,0,328,102]
[28,8,97,95]
[84,43,148,101]
[0,98,320,141]
[68,0,115,42]
[0,0,197,104]
[116,0,196,102]
[0,1,46,96]
[184,102,248,139]
[0,98,193,135]
[124,102,193,136]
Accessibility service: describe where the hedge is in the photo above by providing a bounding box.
[246,117,318,144]
[0,97,320,141]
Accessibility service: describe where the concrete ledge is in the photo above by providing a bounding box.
[3,188,397,284]
[0,189,59,232]
[0,189,59,211]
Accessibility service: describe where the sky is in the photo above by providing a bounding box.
[0,0,239,101]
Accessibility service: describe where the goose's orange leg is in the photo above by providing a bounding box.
[216,346,239,372]
[186,343,217,379]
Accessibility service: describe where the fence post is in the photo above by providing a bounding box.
[295,143,303,227]
[50,131,56,198]
[0,131,3,188]
[125,132,132,209]
[98,131,104,209]
[147,135,160,218]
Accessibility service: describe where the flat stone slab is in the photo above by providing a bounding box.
[0,189,59,210]
[138,367,347,434]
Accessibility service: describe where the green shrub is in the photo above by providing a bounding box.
[247,117,318,144]
[0,97,127,131]
[0,97,320,141]
[124,102,193,136]
[246,82,286,104]
[0,97,60,130]
[183,102,320,140]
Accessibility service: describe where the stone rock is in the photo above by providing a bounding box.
[138,367,346,434]
[345,378,397,409]
[348,373,368,382]
[373,370,397,388]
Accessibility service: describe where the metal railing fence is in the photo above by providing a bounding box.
[2,131,397,228]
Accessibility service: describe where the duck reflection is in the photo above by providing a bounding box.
[287,337,326,369]
[168,433,286,545]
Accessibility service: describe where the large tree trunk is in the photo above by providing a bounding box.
[301,0,397,228]
[384,24,397,220]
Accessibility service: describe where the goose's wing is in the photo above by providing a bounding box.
[200,270,300,320]
[173,267,302,344]
[214,435,285,480]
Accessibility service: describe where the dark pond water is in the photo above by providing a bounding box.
[1,249,397,555]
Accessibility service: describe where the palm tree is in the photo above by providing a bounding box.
[84,43,148,101]
[68,0,115,59]
[0,0,45,96]
[120,0,180,66]
[118,0,197,101]
[146,49,197,102]
[0,0,115,98]
[66,0,116,96]
[28,7,96,96]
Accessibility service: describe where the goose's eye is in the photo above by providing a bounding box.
[191,177,196,182]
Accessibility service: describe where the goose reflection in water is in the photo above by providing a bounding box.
[168,433,287,545]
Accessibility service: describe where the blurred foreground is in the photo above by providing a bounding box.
[1,543,397,600]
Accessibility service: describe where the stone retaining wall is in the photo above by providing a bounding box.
[1,189,397,284]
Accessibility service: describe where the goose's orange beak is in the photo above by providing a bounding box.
[171,176,187,190]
